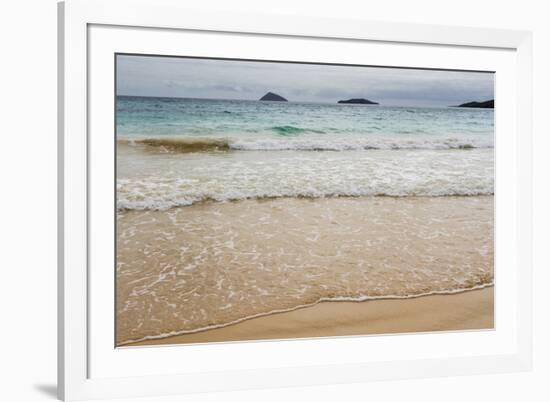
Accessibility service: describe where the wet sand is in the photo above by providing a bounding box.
[128,286,493,346]
[117,196,493,346]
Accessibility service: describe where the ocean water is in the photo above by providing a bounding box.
[115,95,494,344]
[116,96,494,210]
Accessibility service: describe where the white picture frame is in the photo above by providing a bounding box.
[58,0,533,400]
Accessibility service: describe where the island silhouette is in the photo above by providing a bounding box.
[259,92,288,101]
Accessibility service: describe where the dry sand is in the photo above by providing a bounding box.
[127,286,493,346]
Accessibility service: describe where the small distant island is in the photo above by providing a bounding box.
[454,99,494,109]
[337,98,379,105]
[259,92,288,102]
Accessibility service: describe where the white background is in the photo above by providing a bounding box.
[0,0,547,401]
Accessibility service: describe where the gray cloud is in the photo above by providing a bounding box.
[116,55,494,107]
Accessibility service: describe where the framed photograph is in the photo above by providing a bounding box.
[58,0,533,400]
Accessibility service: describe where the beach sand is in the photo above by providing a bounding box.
[117,196,493,346]
[128,286,493,346]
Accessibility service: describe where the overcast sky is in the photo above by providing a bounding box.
[116,55,494,107]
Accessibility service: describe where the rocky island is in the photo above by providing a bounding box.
[455,99,494,109]
[337,98,379,105]
[259,92,288,102]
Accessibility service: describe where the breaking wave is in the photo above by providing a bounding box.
[119,136,493,153]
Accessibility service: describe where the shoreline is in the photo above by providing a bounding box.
[117,192,495,213]
[124,286,493,347]
[116,195,494,346]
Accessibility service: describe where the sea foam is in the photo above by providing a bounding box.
[117,147,494,210]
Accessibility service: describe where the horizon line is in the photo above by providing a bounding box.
[116,94,494,108]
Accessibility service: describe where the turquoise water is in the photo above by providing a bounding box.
[116,96,494,210]
[117,96,494,150]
